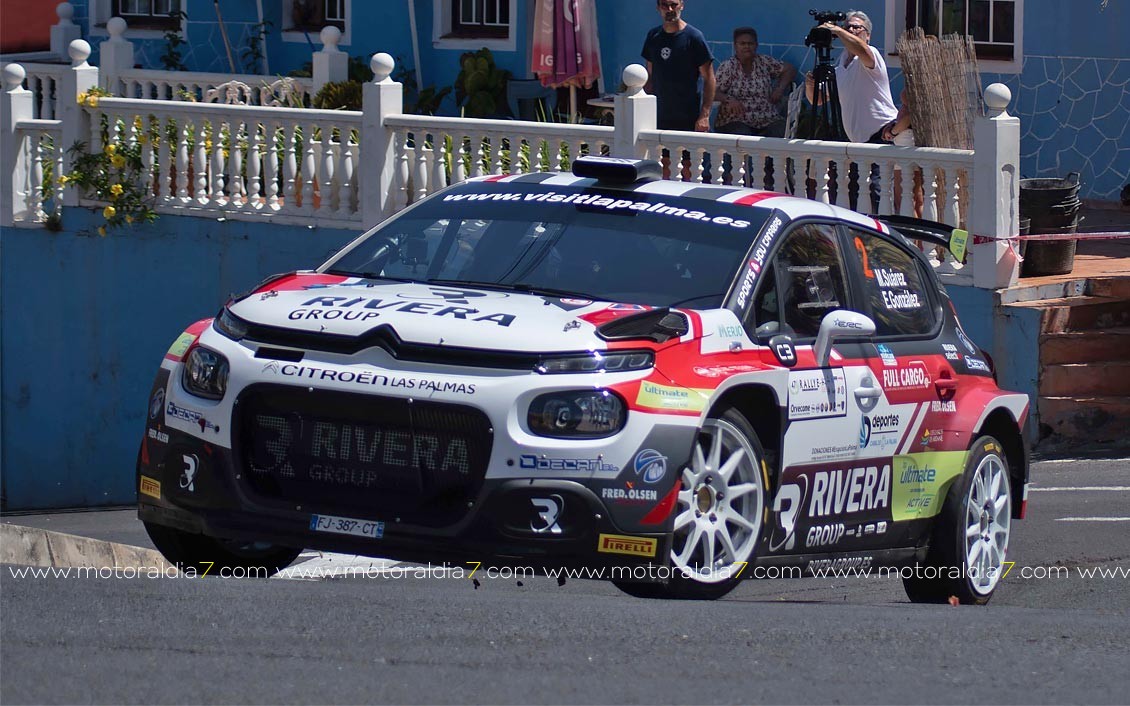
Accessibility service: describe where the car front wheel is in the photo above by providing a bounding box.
[903,435,1012,605]
[615,407,769,600]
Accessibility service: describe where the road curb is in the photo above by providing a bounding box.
[0,523,175,572]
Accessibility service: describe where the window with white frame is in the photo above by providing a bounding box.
[288,0,346,31]
[111,0,181,30]
[452,0,510,38]
[889,0,1022,65]
[433,0,516,50]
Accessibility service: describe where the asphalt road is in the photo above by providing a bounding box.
[2,457,1128,704]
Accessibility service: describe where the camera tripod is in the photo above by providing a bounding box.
[803,43,846,141]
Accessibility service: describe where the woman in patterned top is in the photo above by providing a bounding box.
[715,27,797,137]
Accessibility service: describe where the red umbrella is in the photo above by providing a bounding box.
[531,0,602,121]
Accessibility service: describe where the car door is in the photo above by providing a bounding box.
[844,225,955,545]
[744,222,885,555]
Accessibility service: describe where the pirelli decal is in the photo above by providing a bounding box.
[598,533,658,558]
[139,475,162,500]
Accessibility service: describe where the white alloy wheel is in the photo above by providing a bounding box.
[965,451,1011,595]
[671,416,765,584]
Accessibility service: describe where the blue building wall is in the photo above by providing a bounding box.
[0,208,356,510]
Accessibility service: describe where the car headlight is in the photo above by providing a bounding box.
[213,308,248,341]
[535,351,654,374]
[182,346,230,400]
[528,390,626,439]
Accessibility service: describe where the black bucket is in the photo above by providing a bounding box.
[1019,172,1081,212]
[1019,173,1083,277]
[1022,237,1077,277]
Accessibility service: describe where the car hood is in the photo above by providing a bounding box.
[232,276,620,353]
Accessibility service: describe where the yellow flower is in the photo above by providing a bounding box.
[98,226,107,237]
[139,134,150,145]
[103,206,116,219]
[111,154,126,168]
[105,144,117,155]
[110,184,124,198]
[86,95,99,108]
[58,175,70,185]
[125,215,133,224]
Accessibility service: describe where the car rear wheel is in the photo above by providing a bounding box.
[615,408,768,600]
[903,435,1012,605]
[144,522,301,578]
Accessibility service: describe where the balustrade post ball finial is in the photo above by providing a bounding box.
[3,63,26,91]
[107,16,127,40]
[984,83,1012,112]
[68,39,92,66]
[622,64,648,95]
[371,53,395,83]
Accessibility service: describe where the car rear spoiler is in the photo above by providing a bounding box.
[876,215,970,262]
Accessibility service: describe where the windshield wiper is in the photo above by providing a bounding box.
[425,279,602,302]
[324,269,415,283]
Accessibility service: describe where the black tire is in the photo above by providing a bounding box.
[144,521,301,578]
[614,407,769,600]
[903,435,1012,605]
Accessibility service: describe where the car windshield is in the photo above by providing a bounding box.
[323,183,773,308]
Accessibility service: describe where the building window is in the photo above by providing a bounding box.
[112,0,181,30]
[289,0,346,31]
[897,0,1019,62]
[450,0,510,38]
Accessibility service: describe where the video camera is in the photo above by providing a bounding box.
[805,9,848,50]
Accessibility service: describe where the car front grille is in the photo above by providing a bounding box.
[235,384,492,527]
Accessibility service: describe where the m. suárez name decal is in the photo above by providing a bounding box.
[289,296,516,327]
[808,464,891,517]
[443,192,752,228]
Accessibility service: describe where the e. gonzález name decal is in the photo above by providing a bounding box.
[443,192,753,229]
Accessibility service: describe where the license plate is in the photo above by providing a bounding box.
[309,514,384,539]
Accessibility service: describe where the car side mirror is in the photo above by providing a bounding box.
[814,311,875,367]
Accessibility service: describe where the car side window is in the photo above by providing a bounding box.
[751,223,849,340]
[847,228,936,337]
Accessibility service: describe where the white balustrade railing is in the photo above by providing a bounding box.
[11,118,64,223]
[384,115,614,209]
[2,51,1021,288]
[0,62,66,119]
[88,97,362,226]
[638,130,976,282]
[107,69,314,107]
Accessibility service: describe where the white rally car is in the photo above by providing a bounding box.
[138,157,1029,601]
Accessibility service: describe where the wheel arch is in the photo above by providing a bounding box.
[707,384,782,483]
[976,407,1028,519]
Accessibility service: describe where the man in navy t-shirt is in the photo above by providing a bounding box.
[641,0,715,131]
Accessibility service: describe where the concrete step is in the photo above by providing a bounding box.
[1041,327,1130,364]
[1006,295,1130,333]
[1038,395,1130,445]
[1089,277,1130,300]
[1041,361,1130,397]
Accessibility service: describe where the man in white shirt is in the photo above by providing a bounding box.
[805,10,906,211]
